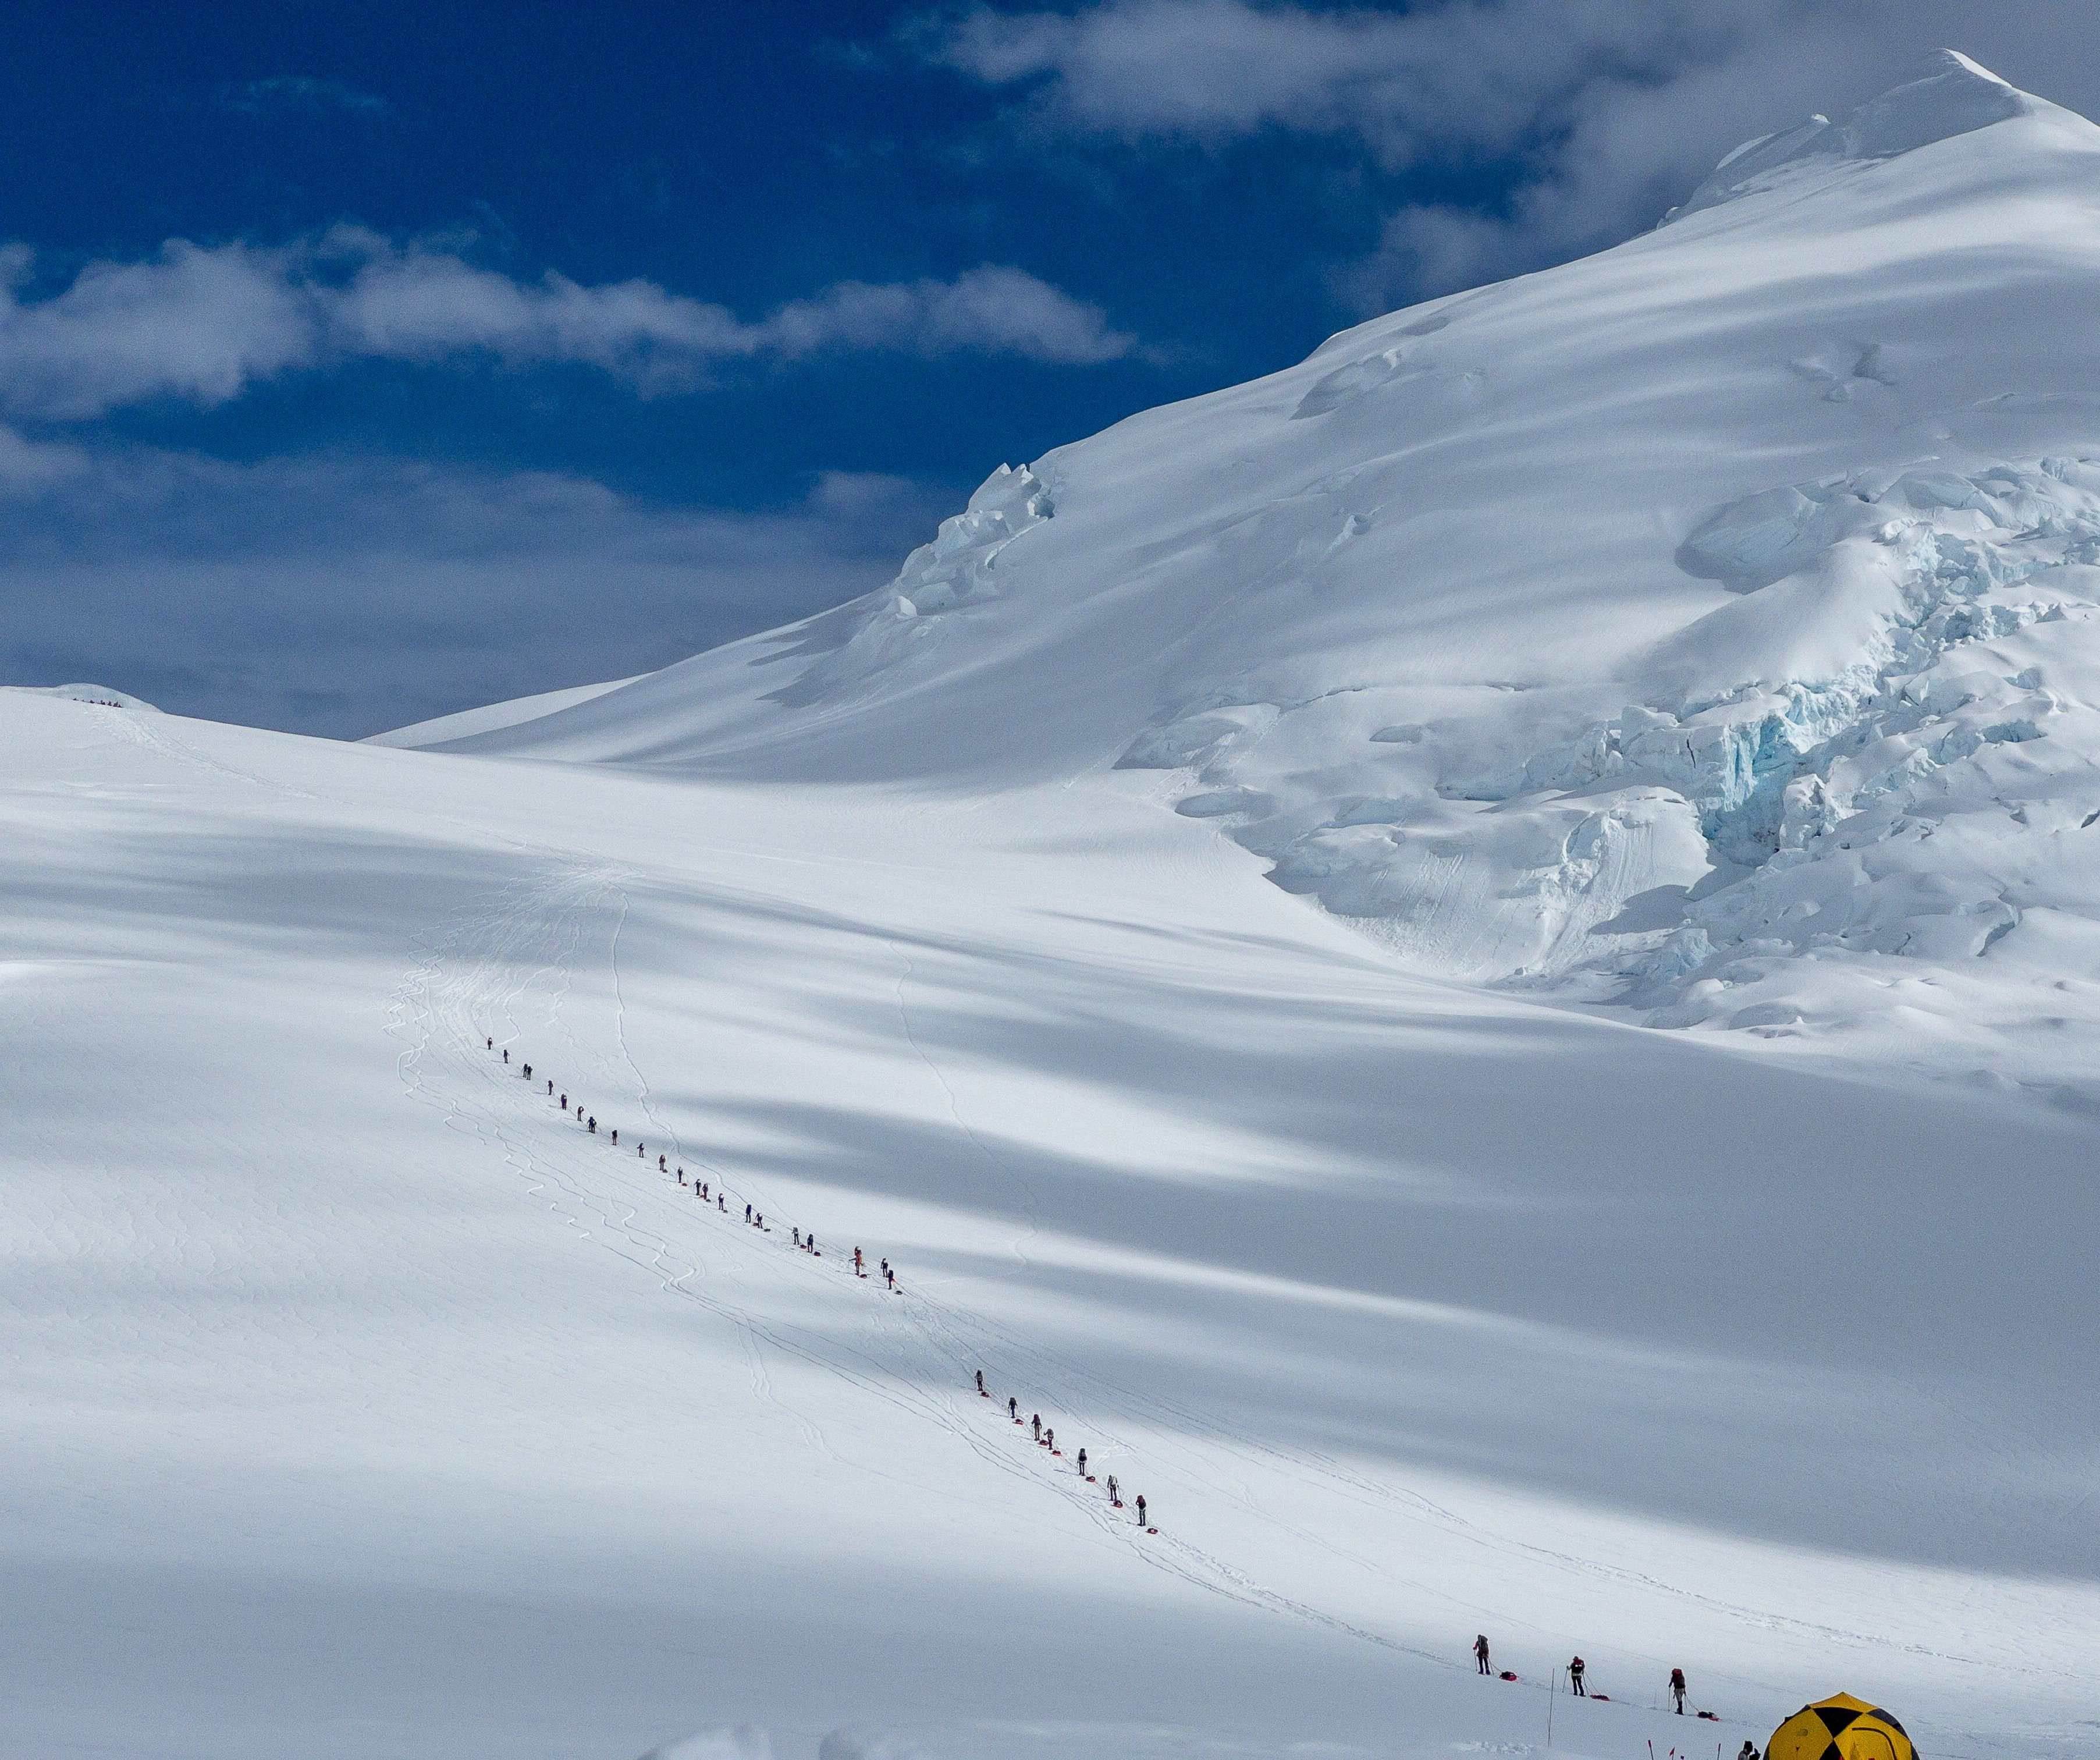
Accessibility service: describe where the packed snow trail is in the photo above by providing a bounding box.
[19,84,2100,1727]
[378,839,2090,1741]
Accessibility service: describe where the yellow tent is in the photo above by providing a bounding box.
[1769,1694,1916,1760]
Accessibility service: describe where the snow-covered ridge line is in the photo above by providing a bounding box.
[1667,49,2039,222]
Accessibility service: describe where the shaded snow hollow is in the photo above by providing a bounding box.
[404,48,2100,1092]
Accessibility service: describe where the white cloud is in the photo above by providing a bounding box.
[912,0,2100,304]
[0,230,1145,420]
[909,0,1741,162]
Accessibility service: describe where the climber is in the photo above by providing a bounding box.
[523,1063,531,1080]
[975,1370,985,1396]
[1135,1494,1147,1527]
[1669,1669,1686,1715]
[1008,1396,1018,1421]
[1106,1474,1120,1506]
[1474,1635,1491,1676]
[1032,1414,1042,1442]
[1076,1447,1087,1476]
[1569,1656,1586,1696]
[588,1116,596,1134]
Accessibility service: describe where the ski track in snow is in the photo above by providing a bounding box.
[379,854,2037,1711]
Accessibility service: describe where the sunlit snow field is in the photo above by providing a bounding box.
[8,49,2100,1760]
[5,691,2096,1760]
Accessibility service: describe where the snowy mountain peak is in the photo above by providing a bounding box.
[408,49,2100,1085]
[1672,49,2043,220]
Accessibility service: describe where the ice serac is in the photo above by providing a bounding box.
[422,52,2100,1077]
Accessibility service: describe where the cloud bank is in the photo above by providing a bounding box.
[0,230,1144,420]
[909,0,2100,301]
[0,435,955,738]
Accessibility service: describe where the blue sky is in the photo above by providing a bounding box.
[6,0,2099,736]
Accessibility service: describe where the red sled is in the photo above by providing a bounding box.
[1145,1527,1158,1534]
[1500,1672,1519,1682]
[1085,1475,1096,1483]
[1590,1695,1610,1702]
[1698,1713,1719,1723]
[1051,1450,1061,1456]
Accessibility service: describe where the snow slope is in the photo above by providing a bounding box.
[439,51,2100,1101]
[9,49,2100,1760]
[366,673,643,748]
[8,689,2099,1760]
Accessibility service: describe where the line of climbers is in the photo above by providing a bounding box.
[485,1035,1152,1530]
[1472,1638,1721,1722]
[973,1368,1149,1528]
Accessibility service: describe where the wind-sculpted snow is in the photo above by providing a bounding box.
[1669,50,2034,221]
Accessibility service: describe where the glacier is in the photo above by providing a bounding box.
[9,48,2100,1760]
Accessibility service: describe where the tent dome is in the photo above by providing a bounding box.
[1769,1695,1916,1760]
